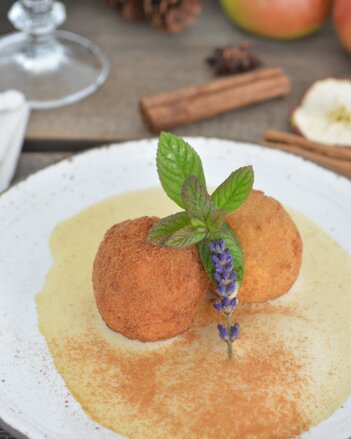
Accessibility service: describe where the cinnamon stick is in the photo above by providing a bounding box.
[140,68,291,132]
[264,129,351,160]
[262,140,351,179]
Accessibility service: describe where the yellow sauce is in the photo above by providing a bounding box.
[36,188,351,438]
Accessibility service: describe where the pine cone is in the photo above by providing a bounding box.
[106,0,145,22]
[144,0,203,33]
[206,42,262,76]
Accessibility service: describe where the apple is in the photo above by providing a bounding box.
[291,78,351,146]
[333,0,351,54]
[220,0,331,40]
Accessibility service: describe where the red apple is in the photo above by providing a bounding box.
[333,0,351,54]
[220,0,331,40]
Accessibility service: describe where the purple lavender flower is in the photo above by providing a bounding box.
[211,249,233,274]
[214,270,236,296]
[214,296,238,314]
[218,322,239,342]
[231,323,240,339]
[217,324,229,341]
[209,239,240,360]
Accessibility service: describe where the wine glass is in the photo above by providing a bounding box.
[0,0,109,109]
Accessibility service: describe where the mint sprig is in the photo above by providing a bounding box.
[157,132,206,208]
[148,133,254,283]
[148,133,254,361]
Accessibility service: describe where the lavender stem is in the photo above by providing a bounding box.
[226,313,233,360]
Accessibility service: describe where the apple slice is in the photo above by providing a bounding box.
[291,78,351,146]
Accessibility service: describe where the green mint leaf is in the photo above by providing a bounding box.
[161,225,207,249]
[218,224,244,282]
[191,218,206,228]
[157,133,206,208]
[147,212,190,246]
[182,175,213,222]
[206,208,227,236]
[211,166,254,213]
[197,240,214,281]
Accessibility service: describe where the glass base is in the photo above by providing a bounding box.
[0,30,109,109]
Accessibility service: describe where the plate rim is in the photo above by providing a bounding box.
[2,136,351,202]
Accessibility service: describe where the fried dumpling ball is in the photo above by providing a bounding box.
[226,190,303,304]
[93,216,209,342]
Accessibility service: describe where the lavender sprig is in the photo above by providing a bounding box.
[209,239,240,360]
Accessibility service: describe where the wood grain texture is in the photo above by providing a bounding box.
[1,0,351,148]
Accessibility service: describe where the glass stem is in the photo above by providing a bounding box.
[9,0,65,41]
[21,0,54,38]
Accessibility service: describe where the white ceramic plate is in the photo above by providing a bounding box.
[0,138,351,439]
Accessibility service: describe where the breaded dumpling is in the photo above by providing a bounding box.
[226,190,302,303]
[93,216,209,342]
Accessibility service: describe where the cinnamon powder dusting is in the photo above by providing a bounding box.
[56,313,309,439]
[36,188,351,439]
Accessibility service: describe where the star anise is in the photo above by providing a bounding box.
[206,42,262,76]
[144,0,203,33]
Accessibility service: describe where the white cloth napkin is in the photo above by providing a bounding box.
[0,90,30,193]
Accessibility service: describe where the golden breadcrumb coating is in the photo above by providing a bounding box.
[226,190,303,303]
[93,216,209,342]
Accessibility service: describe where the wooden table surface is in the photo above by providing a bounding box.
[1,0,351,151]
[1,0,351,437]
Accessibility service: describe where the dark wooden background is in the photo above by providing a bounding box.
[0,0,351,437]
[1,0,351,152]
